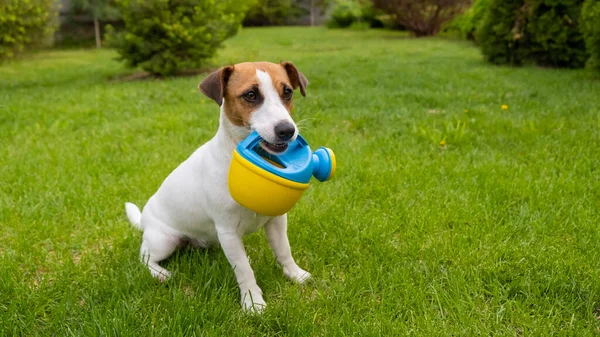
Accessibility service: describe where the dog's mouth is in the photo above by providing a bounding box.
[260,140,288,154]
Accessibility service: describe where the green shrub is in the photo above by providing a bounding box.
[244,0,295,26]
[349,20,370,30]
[581,0,600,72]
[526,0,588,68]
[106,0,250,76]
[477,0,588,68]
[476,0,528,64]
[360,1,388,28]
[0,0,58,60]
[444,0,489,40]
[327,0,362,28]
[326,0,381,28]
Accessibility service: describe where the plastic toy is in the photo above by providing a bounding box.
[228,131,336,216]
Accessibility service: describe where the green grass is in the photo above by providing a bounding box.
[1,27,600,336]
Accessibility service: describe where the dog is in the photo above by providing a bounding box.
[125,61,311,313]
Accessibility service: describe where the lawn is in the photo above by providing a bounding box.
[1,27,600,336]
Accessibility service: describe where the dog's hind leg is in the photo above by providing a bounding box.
[140,225,179,282]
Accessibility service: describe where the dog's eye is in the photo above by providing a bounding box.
[282,87,293,100]
[244,91,257,102]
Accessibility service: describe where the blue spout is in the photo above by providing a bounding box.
[312,147,335,182]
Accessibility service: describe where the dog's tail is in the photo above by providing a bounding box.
[125,202,143,230]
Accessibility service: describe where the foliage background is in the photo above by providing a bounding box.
[0,0,59,60]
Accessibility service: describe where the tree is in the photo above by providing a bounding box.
[310,0,329,26]
[71,0,120,48]
[290,0,330,26]
[372,0,472,36]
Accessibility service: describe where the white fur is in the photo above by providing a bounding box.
[125,69,309,313]
[251,70,298,143]
[125,202,142,230]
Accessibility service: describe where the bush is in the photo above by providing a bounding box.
[476,0,529,65]
[444,0,489,40]
[476,0,588,68]
[372,0,472,37]
[326,0,381,29]
[106,0,250,76]
[326,0,363,28]
[526,0,588,68]
[244,0,295,26]
[581,0,600,72]
[0,0,58,60]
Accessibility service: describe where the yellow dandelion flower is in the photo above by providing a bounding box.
[501,104,509,110]
[439,139,446,146]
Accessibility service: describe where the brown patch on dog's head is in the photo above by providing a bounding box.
[198,66,233,106]
[198,62,308,127]
[280,61,308,97]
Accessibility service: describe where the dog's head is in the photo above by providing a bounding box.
[198,61,308,154]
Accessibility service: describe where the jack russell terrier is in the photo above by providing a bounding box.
[125,61,311,313]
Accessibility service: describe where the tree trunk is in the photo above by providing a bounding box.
[94,15,101,49]
[310,0,316,26]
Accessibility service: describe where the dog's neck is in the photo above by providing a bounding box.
[214,106,251,154]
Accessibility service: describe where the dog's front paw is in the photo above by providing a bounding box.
[284,266,311,284]
[240,287,266,314]
[149,266,171,282]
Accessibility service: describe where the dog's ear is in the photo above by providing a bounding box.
[198,66,234,106]
[280,61,308,97]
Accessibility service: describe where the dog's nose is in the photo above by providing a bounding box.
[274,121,295,141]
